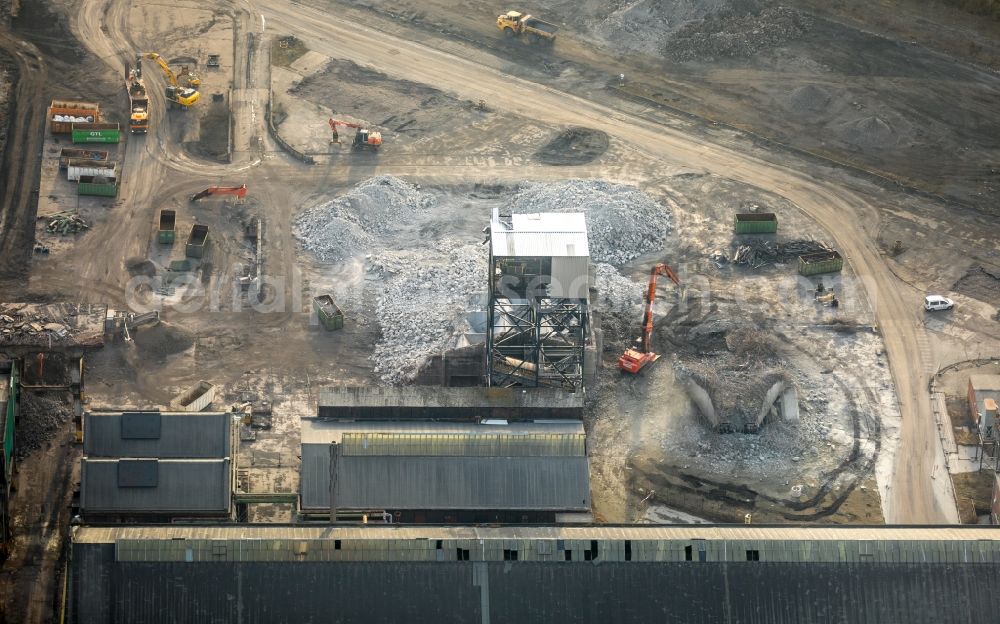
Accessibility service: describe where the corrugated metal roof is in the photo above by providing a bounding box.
[71,525,1000,543]
[491,212,589,258]
[316,385,584,412]
[301,452,589,511]
[339,431,585,457]
[83,411,232,458]
[80,458,230,514]
[70,539,1000,624]
[301,418,584,444]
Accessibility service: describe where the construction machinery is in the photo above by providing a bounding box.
[190,184,248,202]
[328,118,382,150]
[618,263,680,374]
[496,10,558,43]
[139,52,200,109]
[125,63,149,134]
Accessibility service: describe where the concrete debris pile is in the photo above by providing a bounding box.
[15,392,74,460]
[294,176,433,262]
[592,263,643,340]
[509,180,672,265]
[44,212,89,235]
[731,238,829,269]
[371,241,487,384]
[662,3,813,61]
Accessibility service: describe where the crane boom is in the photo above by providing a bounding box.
[619,263,680,374]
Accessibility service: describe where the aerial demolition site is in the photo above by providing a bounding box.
[0,0,999,621]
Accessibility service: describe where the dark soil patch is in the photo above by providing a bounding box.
[953,265,1000,304]
[14,391,72,461]
[130,323,194,362]
[534,127,609,166]
[191,101,230,161]
[271,35,308,68]
[125,256,156,277]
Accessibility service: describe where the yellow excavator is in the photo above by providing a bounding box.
[138,52,200,109]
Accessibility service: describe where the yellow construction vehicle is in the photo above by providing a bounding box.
[138,52,200,109]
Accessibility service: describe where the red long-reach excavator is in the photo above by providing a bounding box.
[328,118,382,150]
[618,262,680,374]
[190,184,248,202]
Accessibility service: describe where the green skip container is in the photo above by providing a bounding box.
[71,122,121,144]
[313,295,344,331]
[78,175,119,197]
[798,250,843,276]
[734,212,778,234]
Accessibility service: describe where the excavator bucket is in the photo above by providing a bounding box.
[190,189,212,202]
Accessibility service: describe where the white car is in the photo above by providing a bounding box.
[924,295,954,311]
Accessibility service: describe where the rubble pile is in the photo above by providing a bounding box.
[294,175,433,262]
[593,263,643,340]
[509,180,672,265]
[594,0,811,60]
[371,242,487,384]
[0,309,72,341]
[731,238,830,269]
[662,3,813,61]
[674,347,788,430]
[15,392,74,460]
[44,212,89,235]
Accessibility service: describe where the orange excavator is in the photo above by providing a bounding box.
[618,262,680,374]
[328,118,382,150]
[190,184,248,202]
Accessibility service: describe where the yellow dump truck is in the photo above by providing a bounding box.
[497,11,557,43]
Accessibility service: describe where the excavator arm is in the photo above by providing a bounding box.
[619,262,680,374]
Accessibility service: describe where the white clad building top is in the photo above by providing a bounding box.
[491,211,589,258]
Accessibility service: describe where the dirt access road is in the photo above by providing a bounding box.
[255,2,949,522]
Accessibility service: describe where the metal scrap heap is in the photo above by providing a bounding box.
[732,238,830,270]
[43,212,89,235]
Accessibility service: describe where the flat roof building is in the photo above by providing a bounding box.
[79,410,236,521]
[300,419,590,523]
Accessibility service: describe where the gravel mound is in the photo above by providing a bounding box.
[601,0,731,56]
[787,84,831,113]
[294,176,433,262]
[372,242,487,384]
[15,392,73,460]
[662,2,812,61]
[837,115,897,149]
[509,180,672,266]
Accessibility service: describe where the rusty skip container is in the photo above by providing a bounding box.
[313,295,345,331]
[734,212,778,234]
[185,224,210,258]
[77,175,119,197]
[48,99,100,134]
[67,160,117,182]
[798,250,844,276]
[59,148,109,169]
[71,122,121,144]
[157,210,177,245]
